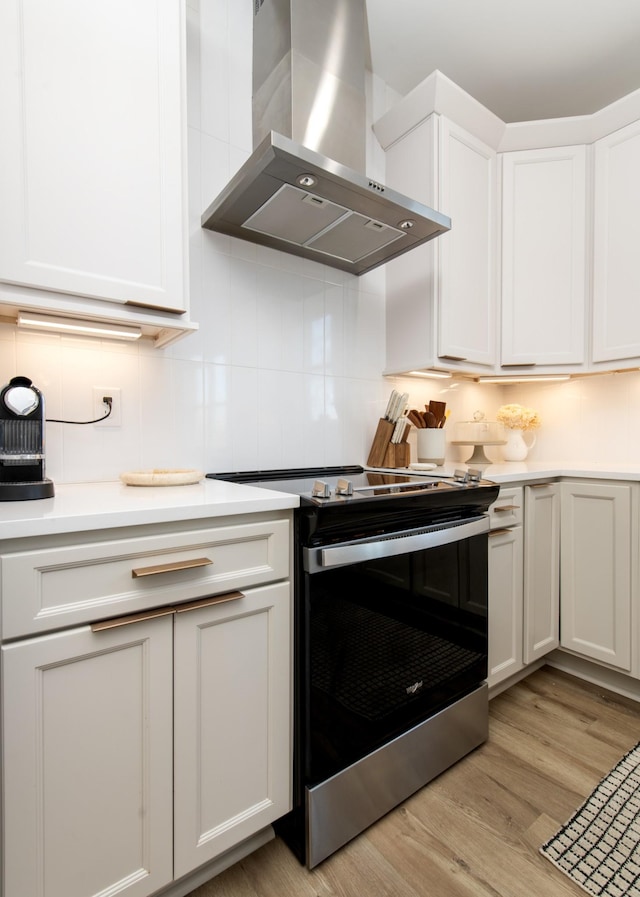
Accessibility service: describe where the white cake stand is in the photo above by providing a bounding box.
[450,440,506,465]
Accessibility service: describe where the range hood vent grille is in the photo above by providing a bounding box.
[201,0,450,275]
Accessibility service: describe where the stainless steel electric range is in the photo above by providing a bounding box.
[209,465,499,868]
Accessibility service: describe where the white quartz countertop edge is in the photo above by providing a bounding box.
[373,461,640,484]
[0,479,299,540]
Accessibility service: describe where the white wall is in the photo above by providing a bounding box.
[492,373,640,465]
[2,1,637,485]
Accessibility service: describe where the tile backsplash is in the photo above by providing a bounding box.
[1,0,639,485]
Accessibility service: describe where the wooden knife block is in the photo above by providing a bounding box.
[383,443,410,469]
[366,419,410,468]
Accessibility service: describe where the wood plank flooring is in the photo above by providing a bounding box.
[187,666,640,897]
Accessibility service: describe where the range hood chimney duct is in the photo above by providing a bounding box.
[201,0,450,276]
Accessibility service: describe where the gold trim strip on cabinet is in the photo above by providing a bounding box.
[529,483,552,489]
[493,505,520,511]
[489,528,512,537]
[92,605,176,632]
[175,591,245,613]
[91,591,244,631]
[131,557,213,578]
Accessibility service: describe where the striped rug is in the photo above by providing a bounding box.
[541,743,640,896]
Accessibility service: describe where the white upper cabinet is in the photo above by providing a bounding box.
[592,120,640,365]
[0,0,190,327]
[438,119,497,367]
[501,146,587,370]
[384,114,497,374]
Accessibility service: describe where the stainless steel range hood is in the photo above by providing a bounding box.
[201,0,450,276]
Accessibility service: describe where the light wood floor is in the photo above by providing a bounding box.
[187,666,640,897]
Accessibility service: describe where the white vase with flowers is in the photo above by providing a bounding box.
[496,404,541,461]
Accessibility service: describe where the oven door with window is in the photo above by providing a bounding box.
[300,517,489,786]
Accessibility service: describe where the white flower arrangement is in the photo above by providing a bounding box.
[496,403,541,431]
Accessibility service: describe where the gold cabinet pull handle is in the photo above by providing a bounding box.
[132,557,213,578]
[92,605,176,632]
[489,528,512,537]
[493,504,520,511]
[529,483,552,489]
[91,591,244,631]
[175,591,244,613]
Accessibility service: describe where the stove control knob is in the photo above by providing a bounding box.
[453,468,469,483]
[467,468,482,483]
[311,480,331,499]
[335,478,354,496]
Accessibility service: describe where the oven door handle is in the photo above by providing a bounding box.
[304,515,490,573]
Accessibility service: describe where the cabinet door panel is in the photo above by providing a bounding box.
[1,617,174,897]
[0,0,187,312]
[593,121,640,362]
[524,484,560,663]
[438,119,496,366]
[560,482,632,670]
[488,526,523,687]
[501,146,586,367]
[173,582,291,878]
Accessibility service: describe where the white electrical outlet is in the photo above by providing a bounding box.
[93,387,121,427]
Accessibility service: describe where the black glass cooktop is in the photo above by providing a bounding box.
[208,465,496,508]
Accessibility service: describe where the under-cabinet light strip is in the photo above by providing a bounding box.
[407,370,453,380]
[17,312,142,341]
[477,375,571,383]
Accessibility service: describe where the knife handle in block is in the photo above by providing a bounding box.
[367,418,395,468]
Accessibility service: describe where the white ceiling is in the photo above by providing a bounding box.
[365,0,640,123]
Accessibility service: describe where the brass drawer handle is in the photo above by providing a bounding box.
[493,504,520,512]
[92,605,176,632]
[489,528,512,537]
[529,483,552,489]
[91,591,244,631]
[132,557,213,578]
[175,591,244,613]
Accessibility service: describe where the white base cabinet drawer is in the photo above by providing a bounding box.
[488,486,523,530]
[1,517,290,639]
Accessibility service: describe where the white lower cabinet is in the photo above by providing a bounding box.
[523,483,560,663]
[1,515,292,897]
[560,481,635,671]
[488,482,560,689]
[2,614,175,897]
[488,487,524,687]
[173,584,291,878]
[488,522,523,687]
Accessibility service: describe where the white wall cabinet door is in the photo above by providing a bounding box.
[173,583,291,879]
[438,118,497,367]
[560,481,633,670]
[501,146,587,370]
[488,525,524,687]
[1,616,174,897]
[592,120,640,364]
[0,0,188,314]
[384,115,497,375]
[523,483,560,663]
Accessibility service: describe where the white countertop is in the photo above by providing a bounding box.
[3,462,640,541]
[0,478,299,540]
[454,461,640,484]
[371,461,640,484]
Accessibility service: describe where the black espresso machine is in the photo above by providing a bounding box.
[0,376,54,500]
